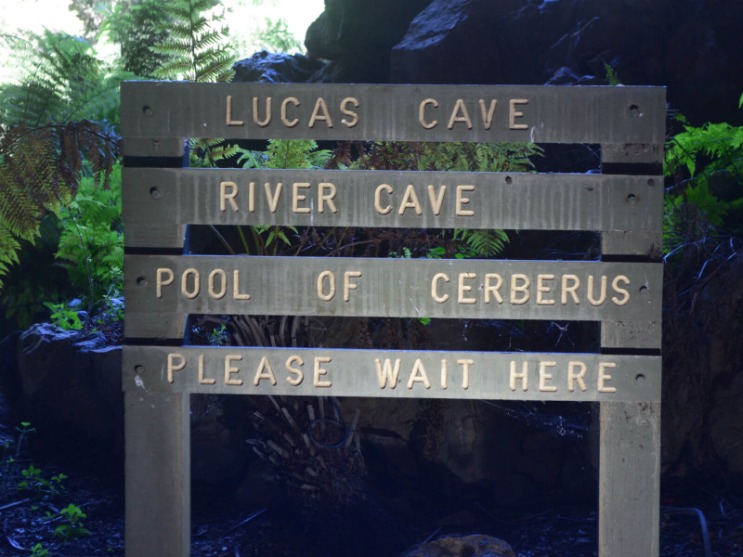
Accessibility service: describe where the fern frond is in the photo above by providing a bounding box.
[151,0,235,83]
[263,139,332,169]
[454,229,510,258]
[0,121,120,291]
[0,224,23,291]
[189,138,239,167]
[0,30,128,129]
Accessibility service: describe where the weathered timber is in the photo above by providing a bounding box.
[599,402,661,556]
[121,82,666,146]
[597,131,663,557]
[124,255,662,322]
[122,168,662,235]
[125,392,190,557]
[123,345,661,403]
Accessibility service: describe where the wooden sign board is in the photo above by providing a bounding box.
[122,168,661,242]
[121,82,665,557]
[125,255,662,322]
[124,346,660,402]
[121,82,665,146]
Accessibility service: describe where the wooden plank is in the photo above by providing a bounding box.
[600,320,661,350]
[599,401,661,556]
[601,230,663,258]
[124,223,186,249]
[122,346,661,402]
[123,137,185,159]
[124,311,187,340]
[602,143,663,165]
[122,168,663,233]
[125,391,190,557]
[121,82,666,144]
[124,255,663,322]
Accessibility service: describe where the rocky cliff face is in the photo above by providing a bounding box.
[301,0,742,125]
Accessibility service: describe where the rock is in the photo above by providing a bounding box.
[546,66,601,86]
[17,323,102,397]
[15,323,116,442]
[0,330,21,395]
[395,0,743,125]
[233,50,326,83]
[295,0,741,122]
[305,0,432,58]
[403,533,516,557]
[362,431,419,488]
[190,395,250,484]
[304,0,432,83]
[708,373,743,490]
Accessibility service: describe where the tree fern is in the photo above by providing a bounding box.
[0,31,131,128]
[239,139,332,170]
[0,32,121,292]
[150,0,237,167]
[151,0,235,83]
[104,0,171,77]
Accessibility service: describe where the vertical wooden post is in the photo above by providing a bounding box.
[598,401,661,556]
[598,142,663,557]
[121,125,189,556]
[125,392,191,557]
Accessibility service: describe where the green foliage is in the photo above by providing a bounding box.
[1,422,91,551]
[151,0,236,83]
[665,120,742,184]
[68,0,115,41]
[664,98,743,254]
[30,543,50,557]
[0,31,122,294]
[209,323,229,346]
[52,503,91,541]
[149,1,237,168]
[452,228,510,259]
[419,142,542,174]
[189,136,240,168]
[232,140,333,254]
[0,216,73,333]
[256,17,302,52]
[1,422,35,493]
[18,465,67,498]
[0,130,56,290]
[603,62,622,86]
[0,30,130,127]
[43,302,84,331]
[104,0,171,77]
[239,139,332,170]
[54,164,124,303]
[349,141,541,174]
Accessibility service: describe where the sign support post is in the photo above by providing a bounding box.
[598,142,663,555]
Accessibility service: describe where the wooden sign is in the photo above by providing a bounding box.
[121,82,666,146]
[124,346,660,402]
[125,255,662,322]
[121,82,665,557]
[122,167,661,234]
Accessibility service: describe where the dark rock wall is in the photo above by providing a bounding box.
[305,0,432,82]
[301,0,743,125]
